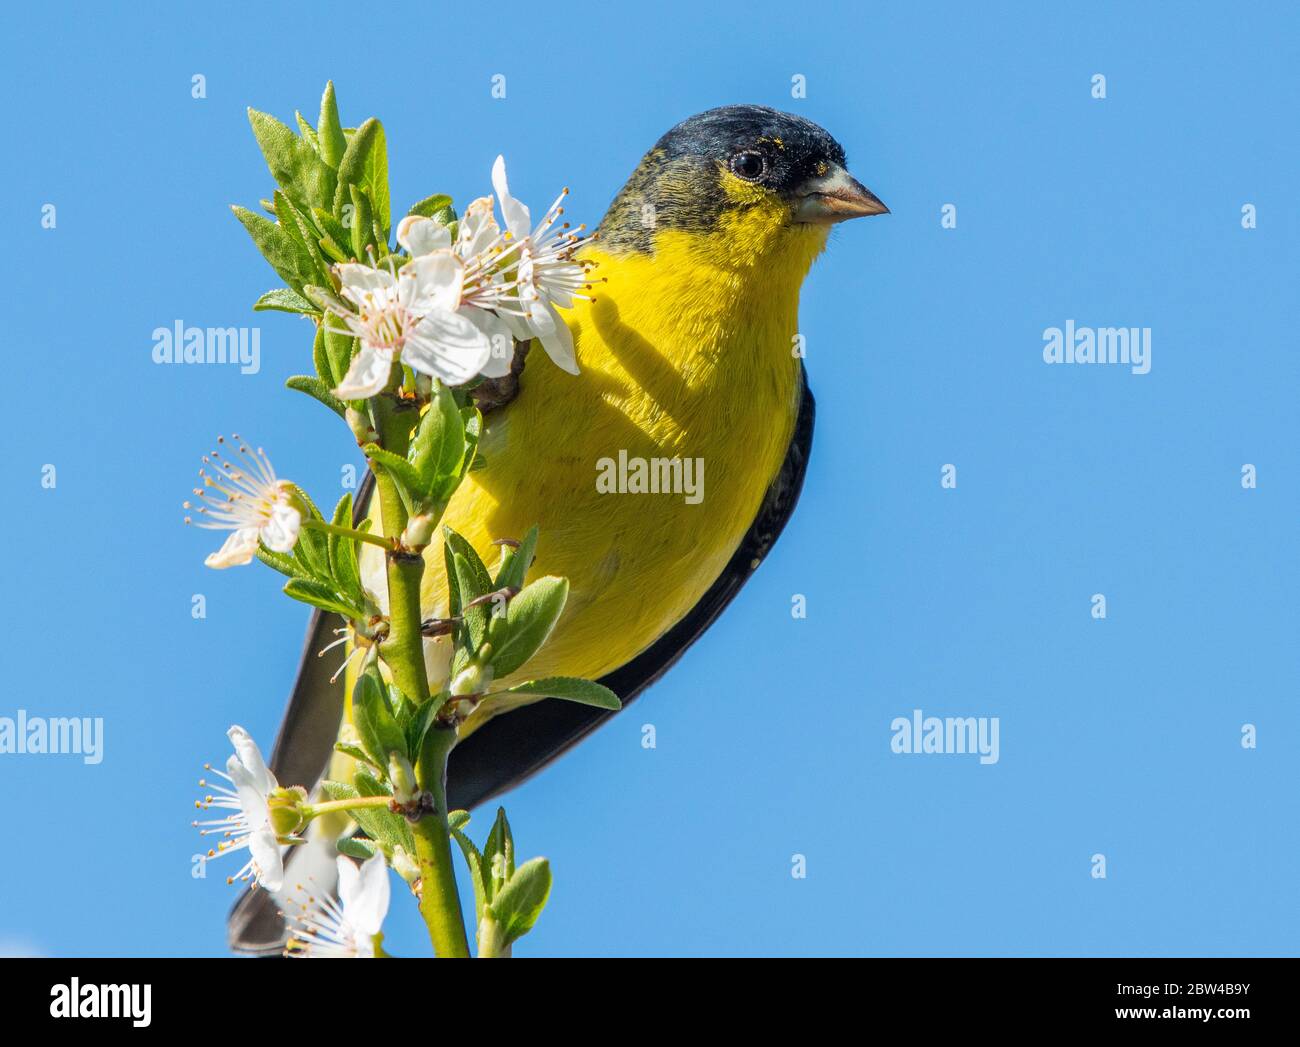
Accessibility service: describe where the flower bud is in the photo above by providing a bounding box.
[388,752,419,805]
[267,786,310,837]
[450,659,493,697]
[401,513,437,550]
[391,844,421,884]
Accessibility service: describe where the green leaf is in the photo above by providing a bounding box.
[334,118,390,236]
[274,190,331,286]
[311,325,333,386]
[304,284,350,316]
[286,374,346,418]
[353,669,408,768]
[444,540,464,619]
[352,771,415,854]
[317,82,347,169]
[450,825,488,925]
[348,183,374,262]
[326,492,363,602]
[332,741,379,769]
[362,124,390,236]
[294,111,320,155]
[293,536,330,582]
[323,322,357,389]
[455,556,491,653]
[336,837,376,860]
[487,576,569,677]
[407,194,453,220]
[409,381,465,495]
[353,768,390,796]
[502,677,621,711]
[388,683,415,731]
[253,288,318,315]
[321,779,413,855]
[482,807,515,900]
[330,490,354,532]
[488,857,552,947]
[311,207,352,253]
[289,482,325,521]
[404,698,440,759]
[289,483,325,522]
[256,543,311,580]
[231,205,306,290]
[494,525,539,591]
[442,528,493,602]
[320,780,357,800]
[292,505,331,581]
[247,108,336,213]
[363,442,421,495]
[269,205,318,289]
[283,578,362,618]
[451,409,483,494]
[448,810,471,831]
[372,218,389,258]
[318,234,348,264]
[443,529,494,652]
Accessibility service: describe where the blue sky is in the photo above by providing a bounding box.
[2,1,1296,956]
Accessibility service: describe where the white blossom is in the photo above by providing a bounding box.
[184,437,299,569]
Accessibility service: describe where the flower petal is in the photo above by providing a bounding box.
[204,527,260,569]
[248,829,284,892]
[336,264,396,306]
[459,307,515,378]
[333,345,395,400]
[260,502,300,554]
[401,310,492,386]
[457,196,501,259]
[533,301,579,375]
[336,854,361,910]
[492,156,532,239]
[402,251,464,315]
[500,310,533,343]
[225,757,270,831]
[345,853,391,938]
[227,725,277,796]
[396,215,452,257]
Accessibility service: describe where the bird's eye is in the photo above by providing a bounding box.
[729,151,766,181]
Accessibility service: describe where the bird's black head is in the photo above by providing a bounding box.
[597,105,886,256]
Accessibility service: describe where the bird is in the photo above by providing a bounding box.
[229,104,886,952]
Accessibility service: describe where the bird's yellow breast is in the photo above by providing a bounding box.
[363,213,827,728]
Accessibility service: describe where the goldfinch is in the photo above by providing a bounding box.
[230,105,886,951]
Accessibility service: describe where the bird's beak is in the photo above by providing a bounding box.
[793,164,889,224]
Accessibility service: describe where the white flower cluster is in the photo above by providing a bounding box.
[329,156,593,399]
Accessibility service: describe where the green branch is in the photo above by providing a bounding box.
[415,724,471,958]
[300,517,392,551]
[303,795,394,819]
[370,398,470,958]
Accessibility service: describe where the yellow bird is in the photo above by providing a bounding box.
[231,105,885,950]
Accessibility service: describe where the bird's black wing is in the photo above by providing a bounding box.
[228,368,814,951]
